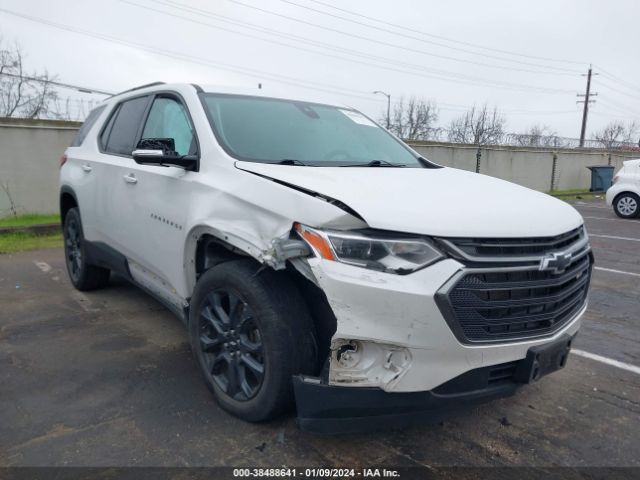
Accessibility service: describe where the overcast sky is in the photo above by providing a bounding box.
[0,0,638,137]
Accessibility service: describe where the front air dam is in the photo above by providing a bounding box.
[293,334,574,434]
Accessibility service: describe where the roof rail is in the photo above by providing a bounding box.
[110,82,166,98]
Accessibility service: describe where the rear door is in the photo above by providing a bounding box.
[93,94,152,254]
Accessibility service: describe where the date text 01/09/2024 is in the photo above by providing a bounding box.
[232,468,401,478]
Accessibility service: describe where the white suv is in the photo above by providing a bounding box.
[60,83,592,433]
[606,159,640,218]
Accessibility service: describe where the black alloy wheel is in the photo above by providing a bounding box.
[198,289,265,401]
[189,259,317,422]
[64,215,83,283]
[62,207,110,291]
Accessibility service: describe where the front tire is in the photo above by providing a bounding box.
[189,259,316,422]
[63,207,110,291]
[613,193,640,218]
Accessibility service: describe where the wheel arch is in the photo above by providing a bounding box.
[184,226,335,375]
[184,225,266,297]
[59,185,79,226]
[613,191,640,218]
[614,190,640,202]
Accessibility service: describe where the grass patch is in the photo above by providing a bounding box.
[0,232,63,254]
[0,213,60,228]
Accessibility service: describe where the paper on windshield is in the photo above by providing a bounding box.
[339,109,377,127]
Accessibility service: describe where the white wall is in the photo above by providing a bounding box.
[409,141,637,192]
[1,119,638,216]
[0,119,78,215]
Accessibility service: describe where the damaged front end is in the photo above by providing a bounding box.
[285,223,580,434]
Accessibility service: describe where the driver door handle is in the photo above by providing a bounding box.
[123,173,137,184]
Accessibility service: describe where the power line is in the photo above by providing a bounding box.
[597,80,640,102]
[591,111,638,121]
[597,99,638,117]
[0,71,114,95]
[0,6,612,125]
[503,109,579,116]
[150,0,577,78]
[302,0,587,66]
[226,0,582,75]
[125,0,575,94]
[278,0,584,73]
[0,6,389,104]
[595,65,640,94]
[598,95,638,113]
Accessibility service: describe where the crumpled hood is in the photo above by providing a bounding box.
[235,162,583,238]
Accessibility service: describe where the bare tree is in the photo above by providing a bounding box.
[510,124,565,147]
[0,38,59,118]
[593,121,639,149]
[447,104,506,145]
[0,180,21,218]
[385,96,440,140]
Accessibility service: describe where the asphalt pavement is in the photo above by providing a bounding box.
[0,199,638,469]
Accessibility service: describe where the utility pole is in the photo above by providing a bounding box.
[373,90,391,129]
[577,66,598,147]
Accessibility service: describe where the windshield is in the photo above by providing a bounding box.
[201,94,424,167]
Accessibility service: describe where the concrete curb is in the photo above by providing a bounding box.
[550,191,604,198]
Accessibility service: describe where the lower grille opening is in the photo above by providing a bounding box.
[488,362,518,384]
[433,360,520,395]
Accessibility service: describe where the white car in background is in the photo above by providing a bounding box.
[607,159,640,218]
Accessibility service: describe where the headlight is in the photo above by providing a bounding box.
[295,223,443,274]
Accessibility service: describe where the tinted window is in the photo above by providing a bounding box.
[201,94,421,167]
[103,96,150,155]
[142,97,196,155]
[71,105,106,147]
[100,104,120,150]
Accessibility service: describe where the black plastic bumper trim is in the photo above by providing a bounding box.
[294,334,575,434]
[293,375,517,434]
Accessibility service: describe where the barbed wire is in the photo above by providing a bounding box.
[409,133,640,150]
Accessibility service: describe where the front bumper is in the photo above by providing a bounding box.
[294,334,575,433]
[307,257,585,393]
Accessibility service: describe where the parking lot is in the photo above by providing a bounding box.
[0,199,638,469]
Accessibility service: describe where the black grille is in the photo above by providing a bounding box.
[444,227,585,258]
[438,254,592,343]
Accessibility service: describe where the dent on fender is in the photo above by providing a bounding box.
[180,170,368,297]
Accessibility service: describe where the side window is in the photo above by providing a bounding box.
[102,96,150,155]
[100,104,120,150]
[142,97,196,156]
[71,105,106,147]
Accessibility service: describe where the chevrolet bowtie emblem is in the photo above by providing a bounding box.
[539,252,573,274]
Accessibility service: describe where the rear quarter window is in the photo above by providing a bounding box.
[71,105,106,147]
[101,96,151,156]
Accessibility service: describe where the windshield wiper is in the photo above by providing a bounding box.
[274,159,310,166]
[341,160,406,167]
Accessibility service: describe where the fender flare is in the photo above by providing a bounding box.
[59,185,79,224]
[183,224,272,296]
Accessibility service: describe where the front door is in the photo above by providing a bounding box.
[115,93,199,306]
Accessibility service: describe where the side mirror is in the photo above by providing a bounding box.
[132,138,197,171]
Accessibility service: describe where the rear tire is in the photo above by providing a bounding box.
[189,259,316,422]
[63,207,110,291]
[613,193,640,219]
